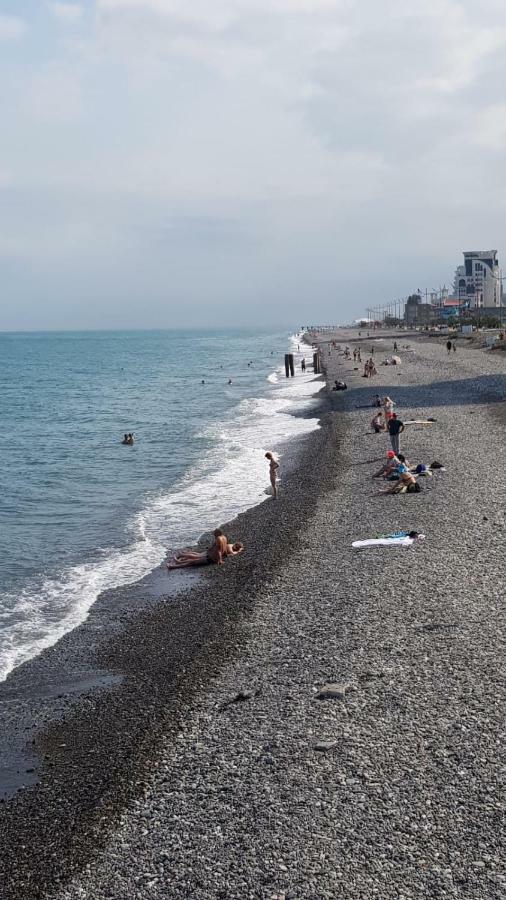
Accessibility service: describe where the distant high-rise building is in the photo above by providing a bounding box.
[454,250,503,308]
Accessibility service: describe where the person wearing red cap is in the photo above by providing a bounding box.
[373,450,399,478]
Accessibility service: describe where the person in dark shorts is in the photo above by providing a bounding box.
[387,413,404,455]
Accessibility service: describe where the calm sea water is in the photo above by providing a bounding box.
[0,329,320,681]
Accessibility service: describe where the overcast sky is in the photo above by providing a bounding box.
[1,0,506,330]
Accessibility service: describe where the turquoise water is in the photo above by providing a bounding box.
[0,329,320,680]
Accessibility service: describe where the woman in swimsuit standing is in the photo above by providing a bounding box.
[265,452,279,498]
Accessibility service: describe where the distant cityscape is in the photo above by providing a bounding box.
[364,249,505,326]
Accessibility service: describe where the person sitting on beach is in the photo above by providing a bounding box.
[371,411,385,433]
[373,394,382,407]
[333,380,347,391]
[373,451,399,478]
[167,529,228,569]
[395,453,412,471]
[265,451,279,498]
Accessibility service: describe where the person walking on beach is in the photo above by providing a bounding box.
[301,358,306,372]
[446,340,452,354]
[452,341,457,352]
[265,451,279,498]
[387,413,404,455]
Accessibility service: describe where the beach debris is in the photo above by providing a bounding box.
[418,623,458,633]
[316,682,352,700]
[220,687,262,710]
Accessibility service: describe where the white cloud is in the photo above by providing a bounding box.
[0,14,26,41]
[48,3,84,25]
[4,0,506,326]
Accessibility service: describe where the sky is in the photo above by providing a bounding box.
[1,0,506,330]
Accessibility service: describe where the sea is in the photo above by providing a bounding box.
[0,329,321,682]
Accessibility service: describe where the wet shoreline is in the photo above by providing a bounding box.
[0,382,333,899]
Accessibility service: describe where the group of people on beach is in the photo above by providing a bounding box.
[364,376,444,495]
[363,357,377,378]
[369,396,404,453]
[166,451,280,571]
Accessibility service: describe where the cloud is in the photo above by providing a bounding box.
[4,0,506,327]
[48,3,84,25]
[0,14,26,41]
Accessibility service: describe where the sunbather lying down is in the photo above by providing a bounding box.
[378,471,420,494]
[167,530,244,570]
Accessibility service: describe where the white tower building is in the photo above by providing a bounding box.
[453,250,503,308]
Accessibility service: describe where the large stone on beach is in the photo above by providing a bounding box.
[314,740,338,751]
[316,682,352,700]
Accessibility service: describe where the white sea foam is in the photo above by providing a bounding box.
[0,332,321,682]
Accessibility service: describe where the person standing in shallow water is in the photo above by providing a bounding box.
[265,452,279,498]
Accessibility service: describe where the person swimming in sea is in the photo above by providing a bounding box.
[122,433,134,445]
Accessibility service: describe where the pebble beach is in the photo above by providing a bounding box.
[1,330,505,899]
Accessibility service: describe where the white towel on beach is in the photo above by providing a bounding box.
[352,535,425,549]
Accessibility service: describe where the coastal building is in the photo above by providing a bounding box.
[404,295,432,326]
[453,250,503,309]
[429,287,450,308]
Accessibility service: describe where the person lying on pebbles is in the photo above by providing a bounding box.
[377,469,420,494]
[166,529,242,570]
